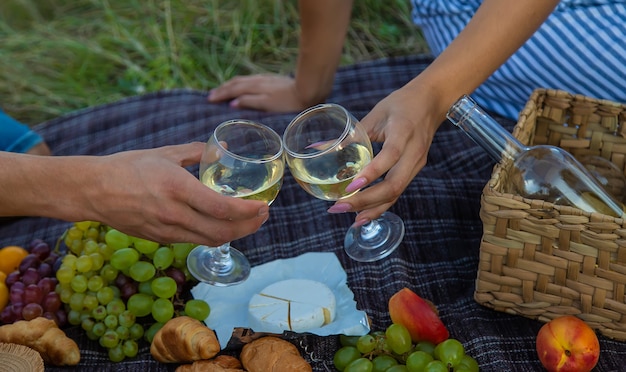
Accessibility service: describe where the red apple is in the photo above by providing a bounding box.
[388,287,449,344]
[536,315,600,372]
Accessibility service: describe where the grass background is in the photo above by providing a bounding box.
[0,0,427,125]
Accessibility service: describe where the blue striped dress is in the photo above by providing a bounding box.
[411,0,626,119]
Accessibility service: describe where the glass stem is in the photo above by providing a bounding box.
[211,242,234,274]
[357,214,383,240]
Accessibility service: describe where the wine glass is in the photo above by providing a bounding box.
[282,103,405,262]
[187,119,285,286]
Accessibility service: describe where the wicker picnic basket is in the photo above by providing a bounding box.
[474,88,626,341]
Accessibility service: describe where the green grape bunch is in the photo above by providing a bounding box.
[55,221,211,362]
[334,323,480,372]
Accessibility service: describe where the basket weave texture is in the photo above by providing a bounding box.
[475,88,626,341]
[0,342,44,372]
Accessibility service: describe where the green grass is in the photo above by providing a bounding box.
[0,0,426,124]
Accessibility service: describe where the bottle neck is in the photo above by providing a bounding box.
[446,95,526,162]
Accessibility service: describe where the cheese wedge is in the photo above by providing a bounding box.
[248,279,336,333]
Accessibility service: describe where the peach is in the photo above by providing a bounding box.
[388,287,449,344]
[535,315,600,372]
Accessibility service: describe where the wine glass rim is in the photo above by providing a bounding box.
[213,119,284,163]
[282,103,352,159]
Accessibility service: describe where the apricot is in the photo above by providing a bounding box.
[0,246,29,275]
[536,315,600,372]
[388,287,449,344]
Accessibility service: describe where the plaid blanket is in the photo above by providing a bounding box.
[2,55,624,371]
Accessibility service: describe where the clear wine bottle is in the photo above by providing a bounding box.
[446,95,625,218]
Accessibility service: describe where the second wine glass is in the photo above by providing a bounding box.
[187,119,284,286]
[283,103,405,262]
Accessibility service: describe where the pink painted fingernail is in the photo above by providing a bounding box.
[327,203,352,214]
[345,177,367,193]
[229,99,239,108]
[305,140,334,150]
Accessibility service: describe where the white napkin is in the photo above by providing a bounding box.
[190,252,370,348]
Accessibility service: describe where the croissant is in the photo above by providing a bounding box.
[0,317,80,366]
[150,316,220,363]
[240,336,312,372]
[175,355,244,372]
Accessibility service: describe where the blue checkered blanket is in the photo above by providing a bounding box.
[2,55,624,371]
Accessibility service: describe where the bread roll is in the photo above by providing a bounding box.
[150,316,220,363]
[0,317,80,366]
[240,336,312,372]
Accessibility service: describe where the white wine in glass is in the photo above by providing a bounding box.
[283,103,405,262]
[287,142,372,201]
[187,119,284,286]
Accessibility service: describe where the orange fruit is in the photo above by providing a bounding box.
[0,282,8,312]
[0,271,6,283]
[0,246,29,275]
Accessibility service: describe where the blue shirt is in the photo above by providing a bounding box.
[411,0,626,119]
[0,109,45,153]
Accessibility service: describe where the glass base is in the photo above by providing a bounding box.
[186,245,251,286]
[344,212,405,262]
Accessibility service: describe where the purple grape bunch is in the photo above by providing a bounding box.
[1,239,66,326]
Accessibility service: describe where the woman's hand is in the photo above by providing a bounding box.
[208,74,314,112]
[327,83,445,225]
[89,143,270,246]
[0,143,270,247]
[326,0,559,224]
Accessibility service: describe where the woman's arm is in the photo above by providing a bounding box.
[334,0,561,223]
[413,0,561,121]
[0,143,270,246]
[293,0,354,106]
[207,0,353,112]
